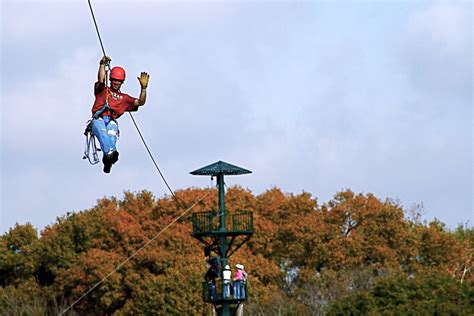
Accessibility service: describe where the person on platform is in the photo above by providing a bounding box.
[222,265,232,299]
[233,264,247,299]
[205,256,219,300]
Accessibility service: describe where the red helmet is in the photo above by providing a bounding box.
[110,66,126,81]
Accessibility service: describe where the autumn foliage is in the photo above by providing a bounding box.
[0,187,472,315]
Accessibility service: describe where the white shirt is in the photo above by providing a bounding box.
[223,269,231,281]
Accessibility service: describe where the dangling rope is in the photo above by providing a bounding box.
[83,120,101,164]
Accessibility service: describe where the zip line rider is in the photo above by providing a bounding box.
[91,56,150,173]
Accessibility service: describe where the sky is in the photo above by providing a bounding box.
[1,0,472,234]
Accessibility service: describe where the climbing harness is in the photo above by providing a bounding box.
[92,99,111,119]
[82,120,101,164]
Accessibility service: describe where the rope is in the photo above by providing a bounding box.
[127,110,198,216]
[128,112,186,210]
[59,189,211,315]
[87,0,106,57]
[83,126,101,165]
[88,0,111,110]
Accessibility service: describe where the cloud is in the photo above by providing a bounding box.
[1,1,472,233]
[2,48,96,153]
[2,2,84,44]
[400,2,472,100]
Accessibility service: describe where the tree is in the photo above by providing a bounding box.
[321,190,411,269]
[1,188,472,315]
[0,223,38,286]
[451,223,473,283]
[326,272,474,315]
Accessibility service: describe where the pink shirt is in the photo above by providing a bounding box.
[234,269,244,281]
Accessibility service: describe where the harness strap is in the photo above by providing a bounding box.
[93,65,113,119]
[83,120,101,165]
[93,102,111,119]
[93,81,118,119]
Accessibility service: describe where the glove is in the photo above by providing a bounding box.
[138,72,150,89]
[100,56,111,65]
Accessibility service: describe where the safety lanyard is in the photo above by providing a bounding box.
[93,65,112,119]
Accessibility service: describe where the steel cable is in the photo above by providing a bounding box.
[87,0,106,57]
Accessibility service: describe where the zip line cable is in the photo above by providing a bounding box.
[88,0,106,57]
[59,190,212,315]
[128,112,186,210]
[87,0,185,209]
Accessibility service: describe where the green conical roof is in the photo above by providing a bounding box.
[190,161,252,176]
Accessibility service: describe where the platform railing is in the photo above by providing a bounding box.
[191,211,253,236]
[202,280,248,302]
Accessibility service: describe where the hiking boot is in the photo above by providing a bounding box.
[102,154,112,173]
[111,150,119,164]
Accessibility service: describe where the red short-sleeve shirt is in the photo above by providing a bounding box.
[91,82,138,119]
